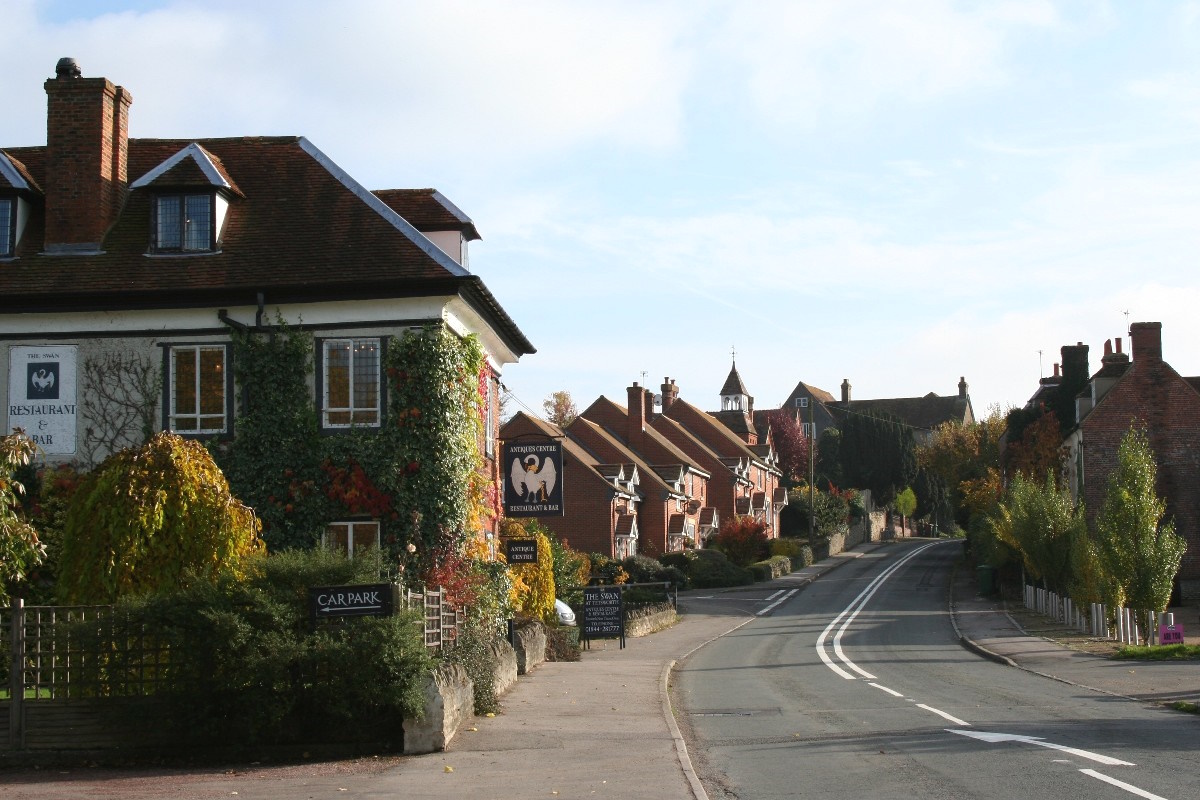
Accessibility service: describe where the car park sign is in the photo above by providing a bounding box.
[308,583,398,620]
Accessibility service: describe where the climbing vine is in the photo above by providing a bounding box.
[218,321,490,573]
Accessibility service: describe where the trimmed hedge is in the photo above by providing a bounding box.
[659,549,752,589]
[749,555,794,581]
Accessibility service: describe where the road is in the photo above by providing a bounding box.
[672,539,1198,800]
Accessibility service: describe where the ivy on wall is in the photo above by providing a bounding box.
[217,321,489,576]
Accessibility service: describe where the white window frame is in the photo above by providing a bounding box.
[168,344,228,435]
[323,521,381,558]
[321,338,382,428]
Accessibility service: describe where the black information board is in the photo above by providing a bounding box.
[582,585,624,648]
[506,539,538,564]
[308,583,397,621]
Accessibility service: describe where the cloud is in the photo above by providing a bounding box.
[708,0,1059,130]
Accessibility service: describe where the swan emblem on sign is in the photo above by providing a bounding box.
[511,454,557,503]
[31,369,56,392]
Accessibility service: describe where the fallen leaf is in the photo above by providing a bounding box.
[444,765,454,773]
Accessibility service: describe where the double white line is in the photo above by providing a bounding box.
[816,540,943,680]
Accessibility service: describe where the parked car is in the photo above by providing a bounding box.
[555,599,576,626]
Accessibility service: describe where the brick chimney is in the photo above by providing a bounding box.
[660,377,679,410]
[841,379,851,403]
[1129,321,1162,362]
[958,376,968,398]
[43,57,132,253]
[627,382,646,444]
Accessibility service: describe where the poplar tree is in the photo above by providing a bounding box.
[1094,427,1186,644]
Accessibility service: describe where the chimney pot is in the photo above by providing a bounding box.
[841,379,851,403]
[55,57,81,79]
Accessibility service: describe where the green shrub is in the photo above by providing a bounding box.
[768,538,814,569]
[745,554,793,581]
[622,554,686,589]
[59,548,432,748]
[665,548,752,589]
[587,553,629,585]
[545,625,582,662]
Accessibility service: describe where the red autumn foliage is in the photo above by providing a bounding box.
[712,515,769,567]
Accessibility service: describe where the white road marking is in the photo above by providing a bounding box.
[916,704,969,726]
[757,588,798,616]
[1080,769,1170,800]
[949,730,1135,767]
[817,541,944,679]
[763,589,784,602]
[868,683,904,697]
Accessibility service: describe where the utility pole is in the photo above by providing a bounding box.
[808,397,815,541]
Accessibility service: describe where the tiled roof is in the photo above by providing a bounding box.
[786,380,835,404]
[735,496,752,515]
[374,189,481,240]
[772,486,788,505]
[0,151,39,192]
[828,394,971,432]
[615,513,638,537]
[712,409,756,438]
[668,514,688,535]
[698,507,719,527]
[0,137,533,357]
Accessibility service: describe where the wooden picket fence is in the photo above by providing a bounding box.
[1,587,461,752]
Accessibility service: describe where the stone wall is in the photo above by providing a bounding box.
[403,662,474,755]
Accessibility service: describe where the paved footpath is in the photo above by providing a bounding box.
[3,540,1197,800]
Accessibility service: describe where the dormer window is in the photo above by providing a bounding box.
[154,193,214,252]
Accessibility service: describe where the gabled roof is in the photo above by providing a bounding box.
[580,395,708,475]
[712,409,756,439]
[129,142,244,196]
[566,416,683,500]
[374,189,481,241]
[785,380,835,404]
[663,398,770,467]
[501,411,636,500]
[0,136,534,357]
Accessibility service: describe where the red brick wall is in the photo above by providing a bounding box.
[44,74,131,247]
[1079,356,1200,595]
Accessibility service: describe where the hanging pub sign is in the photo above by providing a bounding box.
[504,439,564,517]
[7,345,78,455]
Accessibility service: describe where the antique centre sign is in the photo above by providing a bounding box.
[308,583,398,620]
[504,439,564,517]
[7,345,78,455]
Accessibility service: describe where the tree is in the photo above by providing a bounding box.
[1093,427,1186,644]
[712,516,769,567]
[57,432,264,603]
[542,390,577,427]
[1002,471,1084,596]
[815,428,843,487]
[1005,409,1064,483]
[0,430,45,603]
[839,410,916,506]
[918,407,1006,527]
[765,409,810,485]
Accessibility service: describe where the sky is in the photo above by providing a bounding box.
[5,0,1200,422]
